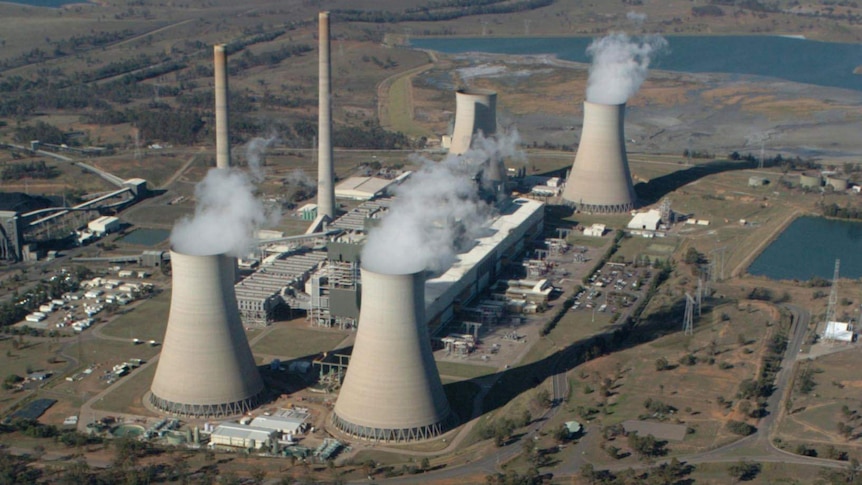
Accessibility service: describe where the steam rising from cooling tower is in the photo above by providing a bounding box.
[562,32,666,213]
[332,267,450,442]
[585,33,667,105]
[171,135,278,257]
[362,130,522,275]
[149,250,264,417]
[317,11,337,220]
[170,164,278,257]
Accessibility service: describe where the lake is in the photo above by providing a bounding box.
[747,216,862,280]
[410,35,862,92]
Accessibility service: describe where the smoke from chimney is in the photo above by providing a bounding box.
[585,32,667,105]
[361,129,522,275]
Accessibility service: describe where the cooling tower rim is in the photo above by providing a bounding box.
[583,99,626,108]
[169,246,231,258]
[359,262,425,277]
[456,88,497,96]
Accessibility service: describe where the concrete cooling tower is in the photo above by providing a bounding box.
[317,11,337,220]
[332,267,451,442]
[562,101,637,213]
[450,88,497,155]
[449,88,507,192]
[149,250,264,417]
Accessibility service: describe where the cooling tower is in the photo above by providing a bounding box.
[332,267,451,442]
[449,88,497,155]
[214,44,231,169]
[149,250,264,417]
[317,11,337,220]
[562,101,637,213]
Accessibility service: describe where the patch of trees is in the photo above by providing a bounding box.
[726,420,757,436]
[0,449,41,484]
[132,107,205,145]
[580,459,692,485]
[332,121,414,150]
[1,160,59,181]
[332,0,554,23]
[228,44,313,74]
[693,5,725,15]
[13,121,66,145]
[223,29,287,56]
[728,459,761,481]
[627,432,668,460]
[821,202,862,221]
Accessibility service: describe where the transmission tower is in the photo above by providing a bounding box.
[826,259,841,325]
[683,293,695,336]
[710,246,728,282]
[696,278,703,316]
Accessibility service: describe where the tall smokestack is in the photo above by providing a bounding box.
[214,44,231,170]
[149,250,264,417]
[317,11,336,220]
[332,267,451,442]
[562,101,636,213]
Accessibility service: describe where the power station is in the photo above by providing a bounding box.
[148,250,264,417]
[562,101,637,213]
[317,11,337,221]
[332,267,451,442]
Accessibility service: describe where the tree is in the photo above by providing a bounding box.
[727,460,761,482]
[655,357,670,371]
[420,457,430,472]
[535,388,552,408]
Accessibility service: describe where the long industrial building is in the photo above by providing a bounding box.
[562,101,637,213]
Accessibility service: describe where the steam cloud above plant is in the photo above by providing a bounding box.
[361,129,522,275]
[585,32,667,105]
[171,137,279,257]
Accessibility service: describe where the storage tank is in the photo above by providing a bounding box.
[799,172,822,189]
[332,267,451,442]
[826,176,848,191]
[149,250,264,417]
[562,101,637,213]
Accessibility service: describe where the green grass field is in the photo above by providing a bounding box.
[251,325,349,359]
[435,361,496,380]
[100,291,171,342]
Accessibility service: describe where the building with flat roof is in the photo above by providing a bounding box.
[210,422,277,449]
[334,177,397,200]
[250,413,308,435]
[627,209,662,232]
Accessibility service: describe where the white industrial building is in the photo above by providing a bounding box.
[249,411,308,435]
[627,209,662,232]
[210,422,277,449]
[87,216,120,235]
[823,321,854,342]
[334,177,398,200]
[583,223,606,237]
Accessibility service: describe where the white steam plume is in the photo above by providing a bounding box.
[241,135,277,182]
[361,130,520,275]
[171,143,279,256]
[585,32,667,105]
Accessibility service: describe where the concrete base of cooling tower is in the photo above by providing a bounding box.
[146,391,263,419]
[566,200,636,214]
[330,412,456,443]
